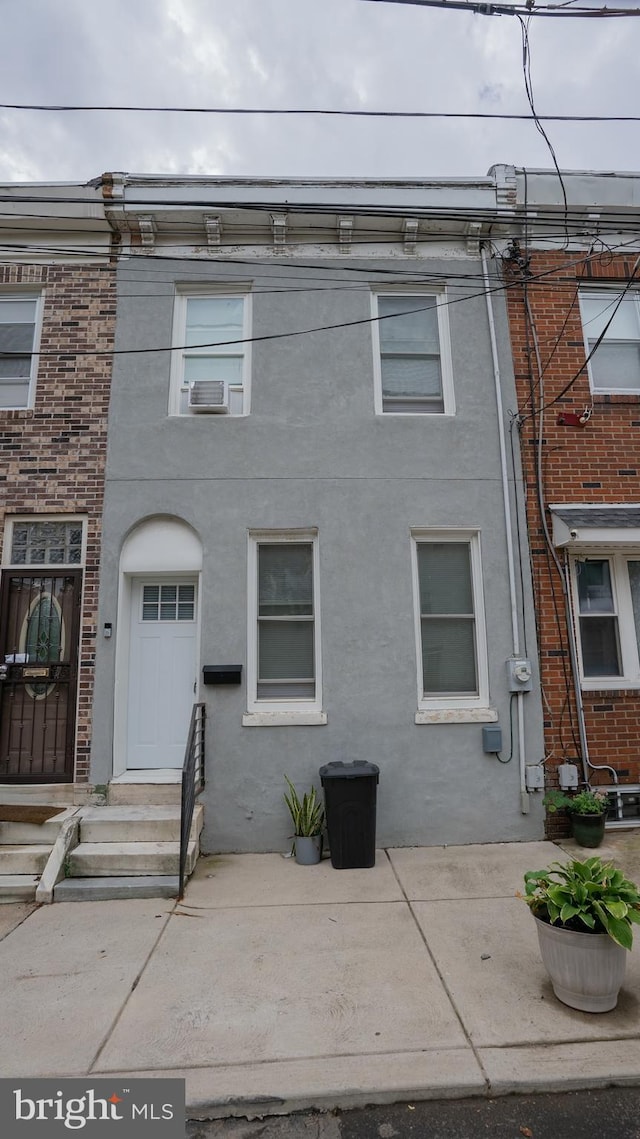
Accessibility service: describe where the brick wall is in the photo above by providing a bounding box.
[504,250,640,831]
[0,262,115,782]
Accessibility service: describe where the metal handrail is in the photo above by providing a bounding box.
[178,702,206,900]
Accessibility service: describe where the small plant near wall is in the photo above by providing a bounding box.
[284,775,325,865]
[544,787,609,815]
[544,786,610,848]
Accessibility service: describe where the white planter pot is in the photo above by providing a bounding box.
[534,916,627,1012]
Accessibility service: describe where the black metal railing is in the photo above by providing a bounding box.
[178,702,206,900]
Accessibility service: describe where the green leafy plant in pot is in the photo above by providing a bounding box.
[521,855,640,1011]
[284,776,325,865]
[544,786,610,848]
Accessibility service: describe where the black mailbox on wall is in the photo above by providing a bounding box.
[202,665,243,686]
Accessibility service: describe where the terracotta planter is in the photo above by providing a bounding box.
[534,916,627,1012]
[571,812,606,848]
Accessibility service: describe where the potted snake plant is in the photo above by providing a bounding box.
[521,855,640,1011]
[284,776,325,865]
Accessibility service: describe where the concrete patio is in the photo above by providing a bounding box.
[1,837,640,1118]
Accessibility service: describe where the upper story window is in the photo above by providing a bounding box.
[170,291,251,416]
[412,530,489,712]
[372,292,454,415]
[0,294,42,410]
[579,290,640,394]
[572,554,640,688]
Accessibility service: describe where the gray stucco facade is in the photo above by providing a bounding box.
[90,174,545,851]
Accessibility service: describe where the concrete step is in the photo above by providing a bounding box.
[54,875,179,902]
[78,804,203,844]
[107,783,182,806]
[67,840,198,877]
[0,784,93,806]
[0,806,79,846]
[0,875,39,903]
[0,845,51,874]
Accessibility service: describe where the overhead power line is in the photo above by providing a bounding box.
[3,195,640,239]
[359,0,640,17]
[2,103,640,122]
[9,242,630,361]
[2,233,638,280]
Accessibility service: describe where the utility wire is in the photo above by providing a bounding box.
[6,242,633,360]
[3,235,638,306]
[517,24,569,243]
[524,252,640,416]
[3,238,638,302]
[3,202,640,229]
[1,103,640,122]
[2,197,639,248]
[360,0,640,17]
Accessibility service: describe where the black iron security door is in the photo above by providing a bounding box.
[0,571,81,781]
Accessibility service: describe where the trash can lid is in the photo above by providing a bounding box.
[319,761,380,780]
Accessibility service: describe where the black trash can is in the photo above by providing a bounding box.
[319,761,380,869]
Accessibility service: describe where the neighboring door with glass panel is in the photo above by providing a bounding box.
[127,579,198,769]
[0,519,83,782]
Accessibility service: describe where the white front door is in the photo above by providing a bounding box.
[126,579,198,769]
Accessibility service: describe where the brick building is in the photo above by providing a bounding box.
[0,182,114,786]
[496,165,640,831]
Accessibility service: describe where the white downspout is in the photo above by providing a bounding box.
[481,247,529,813]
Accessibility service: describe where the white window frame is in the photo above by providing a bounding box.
[169,287,252,417]
[579,288,640,396]
[571,552,640,690]
[1,515,87,568]
[245,529,324,723]
[411,529,490,716]
[371,289,455,416]
[0,292,44,411]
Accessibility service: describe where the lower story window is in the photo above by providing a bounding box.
[573,555,640,686]
[9,519,83,566]
[412,531,488,710]
[248,531,321,712]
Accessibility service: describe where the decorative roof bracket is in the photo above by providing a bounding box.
[204,215,222,248]
[137,216,157,251]
[403,218,419,254]
[338,215,353,253]
[271,213,288,247]
[466,221,482,256]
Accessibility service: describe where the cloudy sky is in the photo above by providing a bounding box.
[0,0,637,184]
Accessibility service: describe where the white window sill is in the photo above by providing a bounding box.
[376,411,455,418]
[242,711,328,727]
[581,681,640,692]
[592,388,640,397]
[169,412,249,419]
[415,707,498,724]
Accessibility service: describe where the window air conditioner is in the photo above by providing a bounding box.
[188,379,229,413]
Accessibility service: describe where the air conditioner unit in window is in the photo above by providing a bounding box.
[188,379,229,413]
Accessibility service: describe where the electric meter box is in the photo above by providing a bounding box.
[507,658,533,692]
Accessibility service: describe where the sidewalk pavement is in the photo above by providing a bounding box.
[1,836,640,1120]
